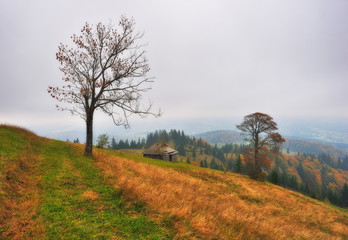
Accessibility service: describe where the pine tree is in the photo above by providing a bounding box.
[227,159,233,171]
[177,143,186,156]
[234,155,242,173]
[210,158,218,170]
[341,183,348,207]
[192,147,196,158]
[203,158,208,168]
[327,188,338,205]
[268,169,279,184]
[111,137,117,149]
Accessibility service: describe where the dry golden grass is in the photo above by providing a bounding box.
[0,125,45,239]
[95,150,348,240]
[82,190,99,200]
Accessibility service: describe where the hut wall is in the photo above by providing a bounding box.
[171,154,178,162]
[143,152,177,162]
[143,154,163,160]
[165,153,178,162]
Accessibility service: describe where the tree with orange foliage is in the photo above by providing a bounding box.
[48,16,160,156]
[237,112,285,180]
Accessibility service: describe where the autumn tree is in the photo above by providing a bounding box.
[48,16,160,155]
[237,112,285,179]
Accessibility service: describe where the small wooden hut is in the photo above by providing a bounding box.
[143,143,178,162]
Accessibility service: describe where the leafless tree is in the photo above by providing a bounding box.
[48,16,160,155]
[237,112,285,179]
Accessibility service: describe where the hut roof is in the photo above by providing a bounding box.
[143,142,178,155]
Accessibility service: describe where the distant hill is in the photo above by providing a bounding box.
[196,130,348,158]
[284,139,348,159]
[195,130,243,144]
[1,125,347,239]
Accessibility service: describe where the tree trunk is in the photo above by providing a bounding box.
[254,135,259,174]
[85,111,94,156]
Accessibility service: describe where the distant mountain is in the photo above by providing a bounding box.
[195,130,243,144]
[285,136,348,152]
[284,139,348,159]
[196,130,348,159]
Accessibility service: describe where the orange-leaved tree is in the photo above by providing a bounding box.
[48,16,160,156]
[237,112,285,179]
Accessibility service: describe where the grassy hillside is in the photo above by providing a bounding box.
[0,125,170,239]
[1,125,348,239]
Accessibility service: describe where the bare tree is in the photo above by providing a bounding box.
[237,112,285,179]
[48,16,160,156]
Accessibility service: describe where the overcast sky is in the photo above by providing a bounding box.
[1,0,347,139]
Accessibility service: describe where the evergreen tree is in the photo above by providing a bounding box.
[133,140,138,148]
[279,172,288,186]
[125,139,130,149]
[327,188,338,205]
[304,183,310,194]
[210,158,218,170]
[268,169,279,184]
[288,175,298,190]
[203,158,208,168]
[227,159,233,171]
[111,137,117,149]
[341,183,348,207]
[177,143,185,156]
[192,147,196,158]
[234,155,242,173]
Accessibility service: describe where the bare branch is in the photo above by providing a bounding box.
[49,17,160,155]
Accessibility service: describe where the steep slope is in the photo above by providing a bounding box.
[1,125,348,239]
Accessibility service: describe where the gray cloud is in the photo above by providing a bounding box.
[0,0,347,137]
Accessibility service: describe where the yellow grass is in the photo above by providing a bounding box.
[95,150,348,239]
[82,190,99,200]
[0,125,45,239]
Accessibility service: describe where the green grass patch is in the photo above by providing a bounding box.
[0,126,28,175]
[39,140,171,239]
[238,194,262,204]
[0,126,28,157]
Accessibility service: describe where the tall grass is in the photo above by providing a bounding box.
[95,150,348,239]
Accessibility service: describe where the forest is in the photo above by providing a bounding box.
[105,129,348,208]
